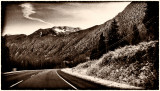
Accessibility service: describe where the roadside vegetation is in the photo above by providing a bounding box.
[71,40,158,89]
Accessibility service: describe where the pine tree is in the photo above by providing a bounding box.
[90,33,106,60]
[143,2,159,40]
[107,19,120,51]
[131,25,140,45]
[90,48,98,60]
[98,33,106,57]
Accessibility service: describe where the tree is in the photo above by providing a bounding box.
[98,33,106,57]
[131,25,140,45]
[90,33,106,60]
[143,2,159,40]
[1,37,11,72]
[107,19,120,51]
[90,48,98,60]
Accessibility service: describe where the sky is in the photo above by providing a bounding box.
[2,2,130,36]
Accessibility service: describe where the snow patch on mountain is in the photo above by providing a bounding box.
[52,26,80,34]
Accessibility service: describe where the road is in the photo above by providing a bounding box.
[2,69,120,90]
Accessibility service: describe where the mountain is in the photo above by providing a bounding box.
[2,1,158,72]
[29,26,81,37]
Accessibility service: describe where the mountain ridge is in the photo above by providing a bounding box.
[2,1,158,71]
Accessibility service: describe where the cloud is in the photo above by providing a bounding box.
[20,3,53,26]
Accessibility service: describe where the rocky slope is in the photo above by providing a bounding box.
[2,1,159,71]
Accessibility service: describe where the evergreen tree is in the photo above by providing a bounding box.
[90,33,106,60]
[98,33,106,57]
[90,48,98,60]
[143,2,159,40]
[107,19,120,51]
[131,25,140,45]
[1,37,11,72]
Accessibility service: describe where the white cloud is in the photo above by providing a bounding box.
[46,2,130,29]
[20,3,53,26]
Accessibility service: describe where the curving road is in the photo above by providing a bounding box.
[2,69,119,90]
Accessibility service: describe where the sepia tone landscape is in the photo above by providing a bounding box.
[1,1,159,90]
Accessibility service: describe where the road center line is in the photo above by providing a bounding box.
[10,80,23,88]
[56,71,78,90]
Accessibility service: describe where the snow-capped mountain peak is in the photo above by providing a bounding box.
[52,26,80,34]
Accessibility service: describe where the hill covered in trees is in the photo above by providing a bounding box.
[2,1,158,72]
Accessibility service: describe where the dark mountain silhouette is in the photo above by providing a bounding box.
[2,1,158,71]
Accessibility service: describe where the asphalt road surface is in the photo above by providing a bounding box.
[2,69,120,90]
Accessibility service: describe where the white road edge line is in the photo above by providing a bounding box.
[10,80,23,88]
[56,71,78,90]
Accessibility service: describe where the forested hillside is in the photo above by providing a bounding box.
[2,1,158,72]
